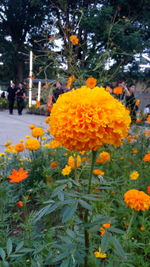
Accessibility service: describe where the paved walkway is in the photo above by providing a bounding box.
[0,109,48,152]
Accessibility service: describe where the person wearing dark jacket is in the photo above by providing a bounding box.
[16,82,26,115]
[7,82,16,114]
[52,82,65,104]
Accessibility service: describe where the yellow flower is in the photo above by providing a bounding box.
[25,138,40,151]
[93,169,105,176]
[43,144,51,149]
[96,152,110,163]
[68,155,81,169]
[131,149,138,154]
[124,189,150,211]
[25,136,30,139]
[69,35,79,45]
[32,127,44,138]
[130,171,139,180]
[0,153,5,157]
[140,226,145,231]
[49,139,61,149]
[86,77,97,89]
[4,141,12,147]
[4,145,16,153]
[62,165,72,176]
[42,137,47,140]
[19,139,24,143]
[49,86,131,151]
[94,248,107,258]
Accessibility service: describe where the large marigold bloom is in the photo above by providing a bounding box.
[124,189,150,211]
[49,86,131,151]
[86,77,97,89]
[32,127,44,138]
[8,168,28,183]
[25,138,40,151]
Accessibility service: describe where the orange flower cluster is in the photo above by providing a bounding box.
[96,152,110,163]
[49,139,61,149]
[113,87,123,95]
[86,77,97,89]
[99,223,111,236]
[62,165,72,176]
[8,168,28,183]
[68,155,81,169]
[66,75,75,89]
[143,153,150,162]
[17,201,23,207]
[124,189,150,211]
[69,35,79,45]
[32,127,44,138]
[36,99,41,108]
[25,138,40,151]
[15,143,24,153]
[49,86,131,151]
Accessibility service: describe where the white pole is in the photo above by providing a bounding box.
[29,50,33,108]
[37,81,41,101]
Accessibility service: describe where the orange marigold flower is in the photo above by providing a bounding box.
[113,87,123,95]
[69,35,79,45]
[143,153,150,162]
[49,139,61,149]
[135,99,140,106]
[66,75,75,89]
[146,115,150,124]
[29,124,36,129]
[86,77,97,89]
[102,223,111,228]
[147,186,150,194]
[62,165,72,176]
[50,161,58,169]
[124,189,150,211]
[32,127,44,138]
[96,152,110,163]
[136,118,142,123]
[93,169,105,176]
[99,227,106,236]
[131,149,138,154]
[8,168,28,183]
[140,226,145,231]
[25,138,40,151]
[68,155,81,169]
[94,248,107,258]
[15,143,24,153]
[17,201,23,207]
[129,171,139,180]
[49,86,131,151]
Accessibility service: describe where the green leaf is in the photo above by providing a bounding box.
[62,202,78,223]
[15,241,24,252]
[111,236,127,259]
[6,239,12,256]
[58,191,64,201]
[66,229,75,238]
[101,232,110,252]
[79,199,92,210]
[52,251,70,263]
[109,227,125,234]
[35,202,59,221]
[60,258,70,267]
[0,248,6,261]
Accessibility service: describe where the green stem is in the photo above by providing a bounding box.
[84,150,97,267]
[126,210,136,237]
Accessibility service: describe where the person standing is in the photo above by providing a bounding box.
[125,84,137,123]
[7,82,16,114]
[16,82,26,115]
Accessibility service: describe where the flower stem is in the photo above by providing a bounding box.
[84,150,97,267]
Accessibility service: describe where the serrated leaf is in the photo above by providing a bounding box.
[0,248,6,261]
[111,236,127,259]
[6,239,12,256]
[62,202,78,223]
[79,199,92,210]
